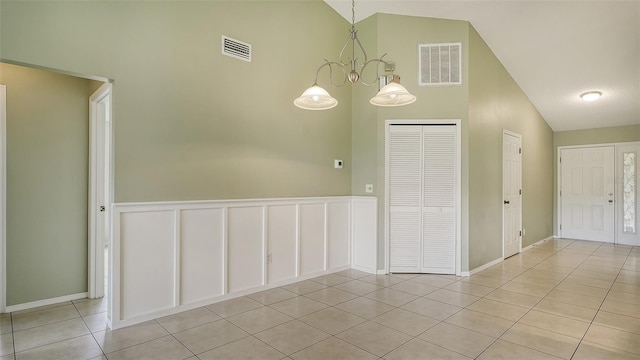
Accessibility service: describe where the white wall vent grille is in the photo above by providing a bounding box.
[419,43,461,86]
[222,35,251,62]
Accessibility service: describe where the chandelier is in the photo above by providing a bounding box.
[294,0,416,110]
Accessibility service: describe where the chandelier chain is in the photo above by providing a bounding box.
[352,0,355,27]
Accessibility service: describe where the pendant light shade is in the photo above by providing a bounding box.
[370,82,416,107]
[294,0,415,110]
[294,85,338,110]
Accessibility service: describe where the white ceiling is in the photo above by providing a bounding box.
[325,0,640,132]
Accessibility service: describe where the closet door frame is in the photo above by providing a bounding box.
[384,119,462,275]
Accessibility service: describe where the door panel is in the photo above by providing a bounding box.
[561,147,615,242]
[422,126,456,273]
[389,125,456,274]
[389,126,422,273]
[503,132,521,258]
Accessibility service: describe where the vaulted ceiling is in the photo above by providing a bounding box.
[325,0,640,132]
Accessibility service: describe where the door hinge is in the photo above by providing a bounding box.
[519,230,522,236]
[560,157,562,163]
[559,190,562,196]
[560,224,562,230]
[519,189,522,195]
[519,148,522,154]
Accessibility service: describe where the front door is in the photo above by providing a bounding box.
[560,146,615,242]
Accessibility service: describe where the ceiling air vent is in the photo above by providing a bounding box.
[222,35,251,62]
[419,43,462,86]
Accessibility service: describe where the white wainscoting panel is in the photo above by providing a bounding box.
[299,204,326,276]
[180,209,224,305]
[352,197,378,273]
[267,205,298,283]
[227,207,264,293]
[110,196,377,329]
[327,202,350,269]
[119,211,175,320]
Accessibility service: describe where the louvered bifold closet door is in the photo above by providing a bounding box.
[422,126,456,274]
[389,126,423,273]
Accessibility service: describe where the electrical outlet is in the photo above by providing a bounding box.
[365,184,373,193]
[334,159,343,169]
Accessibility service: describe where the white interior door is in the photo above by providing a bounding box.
[388,126,422,273]
[422,126,456,274]
[388,124,456,274]
[89,83,112,298]
[0,85,6,312]
[560,146,615,242]
[503,131,522,258]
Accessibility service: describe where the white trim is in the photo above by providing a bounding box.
[113,265,350,329]
[0,85,6,313]
[522,236,553,252]
[6,292,88,313]
[110,195,377,329]
[384,119,462,275]
[467,235,554,276]
[502,130,523,259]
[469,257,503,276]
[88,82,112,299]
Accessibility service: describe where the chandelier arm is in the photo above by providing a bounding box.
[314,61,349,88]
[353,34,369,65]
[338,34,353,67]
[358,54,389,86]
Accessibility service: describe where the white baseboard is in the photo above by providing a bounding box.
[6,292,88,313]
[466,235,555,276]
[111,266,351,329]
[350,264,378,275]
[522,236,554,252]
[469,257,503,276]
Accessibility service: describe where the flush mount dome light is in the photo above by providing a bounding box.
[580,91,602,101]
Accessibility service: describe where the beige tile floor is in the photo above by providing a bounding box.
[1,238,638,359]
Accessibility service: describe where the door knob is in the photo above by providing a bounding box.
[504,200,510,205]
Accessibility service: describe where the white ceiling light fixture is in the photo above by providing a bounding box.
[294,0,416,110]
[580,91,602,102]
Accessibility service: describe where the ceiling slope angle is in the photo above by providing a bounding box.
[324,0,640,131]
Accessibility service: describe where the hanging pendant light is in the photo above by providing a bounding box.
[370,81,416,107]
[294,0,416,110]
[293,84,338,110]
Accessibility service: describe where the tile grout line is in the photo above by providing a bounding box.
[9,312,16,360]
[568,243,635,360]
[472,239,583,359]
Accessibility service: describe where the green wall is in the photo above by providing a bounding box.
[0,1,559,305]
[0,63,94,305]
[1,0,352,202]
[552,125,640,234]
[468,27,554,270]
[554,125,640,146]
[351,14,471,271]
[350,16,554,272]
[0,0,352,306]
